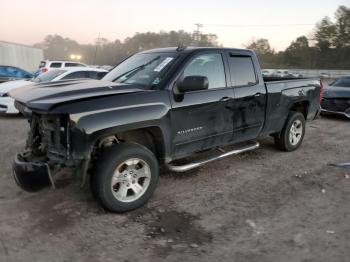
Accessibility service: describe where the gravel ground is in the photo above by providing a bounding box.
[0,115,349,262]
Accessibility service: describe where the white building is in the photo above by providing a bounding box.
[0,41,44,72]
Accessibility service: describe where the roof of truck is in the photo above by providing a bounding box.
[141,46,253,54]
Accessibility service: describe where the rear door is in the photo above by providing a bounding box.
[225,51,267,142]
[169,51,235,158]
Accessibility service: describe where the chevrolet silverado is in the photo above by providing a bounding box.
[10,47,322,212]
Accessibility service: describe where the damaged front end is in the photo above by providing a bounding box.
[13,111,78,192]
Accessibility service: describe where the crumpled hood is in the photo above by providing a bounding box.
[9,79,147,111]
[323,86,350,99]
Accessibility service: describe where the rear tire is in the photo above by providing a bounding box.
[274,111,306,152]
[91,142,159,213]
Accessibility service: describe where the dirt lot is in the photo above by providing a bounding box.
[0,115,349,262]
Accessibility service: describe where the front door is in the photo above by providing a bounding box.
[169,51,234,159]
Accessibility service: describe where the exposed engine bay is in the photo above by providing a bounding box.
[13,113,77,192]
[26,114,71,165]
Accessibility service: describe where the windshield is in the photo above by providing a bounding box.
[33,69,67,83]
[331,77,350,87]
[102,52,177,86]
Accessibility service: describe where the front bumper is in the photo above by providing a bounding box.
[0,97,19,114]
[13,154,54,192]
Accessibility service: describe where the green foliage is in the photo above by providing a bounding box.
[245,38,274,55]
[34,30,218,65]
[314,17,337,50]
[334,6,350,48]
[245,38,278,68]
[248,5,350,69]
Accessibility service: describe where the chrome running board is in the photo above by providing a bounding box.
[167,141,260,172]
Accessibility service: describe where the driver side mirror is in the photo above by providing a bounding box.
[177,76,209,93]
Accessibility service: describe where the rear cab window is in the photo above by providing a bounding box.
[227,54,257,87]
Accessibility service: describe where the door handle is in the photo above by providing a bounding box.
[254,92,262,97]
[219,97,233,102]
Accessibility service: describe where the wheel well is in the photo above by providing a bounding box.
[96,127,165,160]
[290,101,309,119]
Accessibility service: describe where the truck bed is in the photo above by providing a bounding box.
[261,78,321,137]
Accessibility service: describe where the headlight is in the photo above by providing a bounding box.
[0,92,8,97]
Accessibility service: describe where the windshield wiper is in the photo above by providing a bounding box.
[113,56,161,83]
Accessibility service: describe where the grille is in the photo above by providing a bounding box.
[40,115,69,162]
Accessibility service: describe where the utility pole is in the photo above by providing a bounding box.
[93,32,101,65]
[194,23,203,44]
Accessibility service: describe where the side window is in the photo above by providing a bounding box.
[50,63,62,68]
[96,71,107,79]
[6,67,22,78]
[61,71,88,80]
[65,63,79,67]
[16,68,28,78]
[65,63,86,67]
[183,53,226,90]
[12,68,30,78]
[86,71,98,79]
[0,66,6,76]
[228,55,257,87]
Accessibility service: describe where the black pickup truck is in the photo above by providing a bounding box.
[10,47,322,212]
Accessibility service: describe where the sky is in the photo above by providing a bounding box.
[0,0,349,51]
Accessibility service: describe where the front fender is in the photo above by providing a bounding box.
[68,90,173,161]
[70,102,169,135]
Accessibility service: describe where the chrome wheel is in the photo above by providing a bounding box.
[111,158,151,203]
[289,119,303,146]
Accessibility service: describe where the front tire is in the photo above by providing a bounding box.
[91,142,159,213]
[274,111,306,152]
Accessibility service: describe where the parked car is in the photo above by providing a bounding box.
[319,72,330,78]
[0,65,33,83]
[290,72,303,78]
[321,76,350,119]
[275,70,289,78]
[34,60,88,76]
[262,70,273,77]
[10,47,322,213]
[0,67,107,114]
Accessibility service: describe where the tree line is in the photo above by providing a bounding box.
[34,5,349,69]
[246,5,350,69]
[34,31,218,66]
